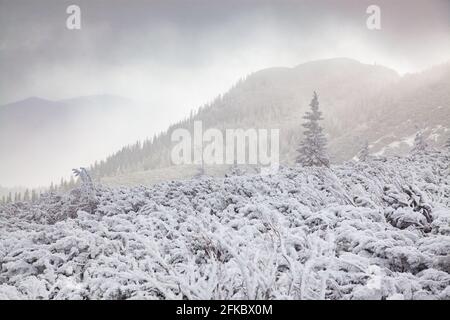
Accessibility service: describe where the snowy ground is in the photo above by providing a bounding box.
[0,151,449,300]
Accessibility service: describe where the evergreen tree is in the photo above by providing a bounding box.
[23,189,30,202]
[73,168,98,213]
[296,91,329,167]
[411,130,429,153]
[31,189,38,202]
[7,192,12,203]
[357,141,370,162]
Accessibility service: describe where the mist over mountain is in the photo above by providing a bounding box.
[0,95,167,187]
[87,58,450,186]
[1,58,449,189]
[1,0,450,301]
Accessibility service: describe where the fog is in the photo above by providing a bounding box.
[2,0,449,105]
[0,0,449,187]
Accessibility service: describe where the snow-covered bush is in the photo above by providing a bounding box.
[0,151,449,300]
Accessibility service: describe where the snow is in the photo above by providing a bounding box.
[0,150,449,300]
[373,133,418,156]
[403,133,417,147]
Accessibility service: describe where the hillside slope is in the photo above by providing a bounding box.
[90,59,450,185]
[1,150,449,300]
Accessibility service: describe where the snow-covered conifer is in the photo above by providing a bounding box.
[23,189,30,202]
[411,130,429,153]
[296,91,329,167]
[357,141,370,162]
[72,167,97,212]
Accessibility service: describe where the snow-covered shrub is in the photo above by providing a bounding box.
[0,151,449,299]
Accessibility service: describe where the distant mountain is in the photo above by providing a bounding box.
[92,58,450,186]
[2,58,449,188]
[0,95,158,187]
[331,62,450,160]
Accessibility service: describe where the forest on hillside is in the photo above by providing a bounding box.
[86,60,450,181]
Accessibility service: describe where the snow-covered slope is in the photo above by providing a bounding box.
[0,151,449,300]
[89,59,450,185]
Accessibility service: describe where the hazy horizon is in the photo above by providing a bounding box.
[1,0,450,107]
[2,56,450,108]
[1,0,450,188]
[2,1,450,302]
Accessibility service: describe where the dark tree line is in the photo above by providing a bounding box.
[0,176,78,205]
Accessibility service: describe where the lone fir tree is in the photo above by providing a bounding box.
[296,91,329,167]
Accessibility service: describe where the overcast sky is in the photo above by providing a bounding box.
[1,0,449,114]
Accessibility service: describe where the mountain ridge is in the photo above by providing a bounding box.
[90,58,450,185]
[1,58,449,188]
